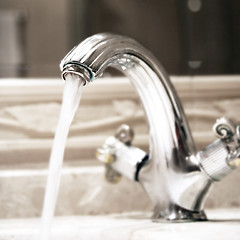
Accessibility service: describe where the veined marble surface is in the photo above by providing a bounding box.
[0,166,239,219]
[0,209,240,240]
[0,76,240,218]
[1,76,240,166]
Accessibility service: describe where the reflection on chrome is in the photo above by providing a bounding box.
[60,33,240,222]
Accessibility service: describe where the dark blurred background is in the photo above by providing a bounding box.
[1,0,240,77]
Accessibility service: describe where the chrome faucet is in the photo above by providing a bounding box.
[60,33,240,222]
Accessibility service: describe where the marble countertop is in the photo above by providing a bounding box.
[1,209,240,240]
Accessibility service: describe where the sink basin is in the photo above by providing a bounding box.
[1,209,240,240]
[0,77,240,238]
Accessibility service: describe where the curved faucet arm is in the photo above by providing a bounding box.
[60,33,162,78]
[60,33,196,157]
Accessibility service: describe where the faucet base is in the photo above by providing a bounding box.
[152,204,208,222]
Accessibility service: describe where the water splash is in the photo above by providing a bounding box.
[39,74,84,240]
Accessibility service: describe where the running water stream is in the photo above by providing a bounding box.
[39,74,85,240]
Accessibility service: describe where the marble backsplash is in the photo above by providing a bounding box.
[0,76,240,218]
[1,76,240,165]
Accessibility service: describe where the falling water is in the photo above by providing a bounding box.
[39,74,84,240]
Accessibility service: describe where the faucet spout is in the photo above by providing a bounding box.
[60,33,216,221]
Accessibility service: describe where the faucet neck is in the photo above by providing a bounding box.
[60,33,196,158]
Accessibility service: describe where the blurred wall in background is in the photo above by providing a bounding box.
[0,0,69,77]
[0,0,240,77]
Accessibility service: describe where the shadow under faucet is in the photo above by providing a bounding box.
[60,33,240,222]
